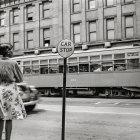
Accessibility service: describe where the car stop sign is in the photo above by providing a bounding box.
[57,39,74,58]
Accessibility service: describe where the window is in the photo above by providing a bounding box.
[27,30,33,49]
[102,54,113,71]
[90,63,101,72]
[79,57,89,72]
[114,53,126,71]
[124,0,133,3]
[26,5,34,21]
[43,1,50,18]
[49,59,58,74]
[40,60,48,74]
[69,64,78,73]
[102,62,113,71]
[127,59,139,69]
[32,60,40,74]
[106,18,115,40]
[43,28,50,47]
[125,16,134,38]
[88,0,96,9]
[40,65,48,74]
[79,64,89,72]
[73,23,80,43]
[106,0,115,6]
[0,35,4,44]
[13,8,19,24]
[102,54,112,60]
[73,0,80,13]
[114,53,125,59]
[68,57,78,73]
[89,21,96,41]
[13,33,19,50]
[0,11,5,26]
[23,61,31,74]
[58,59,64,73]
[114,60,126,71]
[90,55,101,72]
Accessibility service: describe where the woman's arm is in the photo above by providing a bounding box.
[14,62,23,83]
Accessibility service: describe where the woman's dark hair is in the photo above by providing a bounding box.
[0,44,13,57]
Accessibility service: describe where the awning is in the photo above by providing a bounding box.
[123,87,140,92]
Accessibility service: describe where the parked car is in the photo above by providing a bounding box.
[17,82,39,111]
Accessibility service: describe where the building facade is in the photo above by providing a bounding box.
[0,0,140,56]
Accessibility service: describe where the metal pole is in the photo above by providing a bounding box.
[61,57,67,140]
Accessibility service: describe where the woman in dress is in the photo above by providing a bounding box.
[0,44,27,140]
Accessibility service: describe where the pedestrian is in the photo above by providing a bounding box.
[0,44,27,140]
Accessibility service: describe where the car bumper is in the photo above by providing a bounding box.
[23,99,39,106]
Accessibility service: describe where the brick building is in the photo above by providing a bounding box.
[0,0,140,56]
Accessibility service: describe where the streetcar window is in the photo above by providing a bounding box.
[102,62,113,71]
[58,58,64,64]
[79,57,89,72]
[32,60,39,74]
[49,64,58,73]
[23,66,32,74]
[90,63,101,72]
[23,61,30,65]
[127,59,140,69]
[102,54,112,60]
[59,65,64,73]
[90,55,100,61]
[32,60,39,65]
[114,53,125,59]
[68,58,78,73]
[32,65,40,74]
[79,64,89,72]
[49,59,57,64]
[68,57,77,63]
[40,59,48,64]
[40,65,48,74]
[68,64,78,73]
[114,60,126,71]
[79,56,88,62]
[90,56,101,72]
[58,59,64,73]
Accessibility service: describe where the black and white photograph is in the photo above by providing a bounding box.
[0,0,140,140]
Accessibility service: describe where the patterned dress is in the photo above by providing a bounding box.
[0,57,27,120]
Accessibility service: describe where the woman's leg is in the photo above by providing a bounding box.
[0,119,4,140]
[5,120,12,140]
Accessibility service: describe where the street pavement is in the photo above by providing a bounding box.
[10,97,140,140]
[37,103,140,115]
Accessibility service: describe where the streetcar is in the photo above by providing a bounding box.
[12,45,140,98]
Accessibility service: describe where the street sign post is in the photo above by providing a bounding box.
[57,39,74,140]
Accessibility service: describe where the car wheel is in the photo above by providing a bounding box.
[25,104,36,112]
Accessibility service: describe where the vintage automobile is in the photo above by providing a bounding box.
[17,82,39,111]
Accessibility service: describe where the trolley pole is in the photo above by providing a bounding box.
[62,57,67,140]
